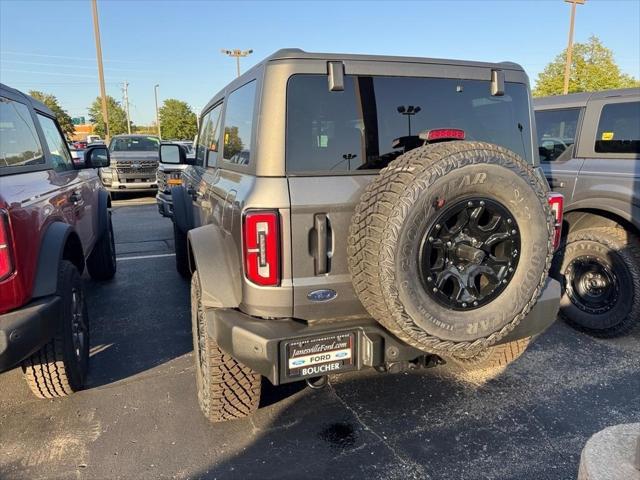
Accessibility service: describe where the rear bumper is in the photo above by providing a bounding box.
[208,278,561,385]
[156,191,173,217]
[0,295,61,372]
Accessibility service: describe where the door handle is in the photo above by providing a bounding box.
[187,186,201,200]
[312,214,331,275]
[548,179,565,189]
[69,190,82,203]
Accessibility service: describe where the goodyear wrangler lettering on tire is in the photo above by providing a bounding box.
[348,141,554,354]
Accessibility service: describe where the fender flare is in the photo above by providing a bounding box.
[565,199,640,233]
[31,222,81,298]
[96,189,112,239]
[171,186,194,233]
[188,224,242,309]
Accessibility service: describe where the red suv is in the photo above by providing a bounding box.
[0,84,116,398]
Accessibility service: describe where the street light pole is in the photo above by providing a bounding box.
[154,84,161,140]
[91,0,110,142]
[563,0,586,95]
[397,105,422,136]
[221,49,253,78]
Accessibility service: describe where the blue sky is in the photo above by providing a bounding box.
[1,0,639,124]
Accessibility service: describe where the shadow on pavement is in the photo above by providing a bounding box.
[189,323,640,480]
[83,253,192,389]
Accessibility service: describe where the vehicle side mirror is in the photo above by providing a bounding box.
[83,145,110,169]
[160,143,187,165]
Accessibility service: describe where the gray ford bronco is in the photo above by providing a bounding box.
[162,49,562,423]
[535,88,640,337]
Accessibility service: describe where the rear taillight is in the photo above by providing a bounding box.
[0,210,15,281]
[243,210,280,286]
[547,193,564,250]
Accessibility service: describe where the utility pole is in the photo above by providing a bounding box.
[91,0,110,142]
[221,49,253,77]
[122,81,131,134]
[154,84,161,139]
[563,0,586,95]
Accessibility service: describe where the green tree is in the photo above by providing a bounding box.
[158,99,197,140]
[534,36,640,97]
[88,96,130,137]
[28,91,75,138]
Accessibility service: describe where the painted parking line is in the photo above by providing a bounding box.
[116,253,176,261]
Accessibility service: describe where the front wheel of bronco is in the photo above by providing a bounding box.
[22,261,90,398]
[191,271,261,423]
[556,227,640,337]
[87,210,117,280]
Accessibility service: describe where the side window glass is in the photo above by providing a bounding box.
[195,104,223,168]
[0,96,44,169]
[595,101,640,154]
[37,114,73,172]
[223,81,256,165]
[534,108,580,162]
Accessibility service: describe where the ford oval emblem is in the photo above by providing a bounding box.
[307,289,337,302]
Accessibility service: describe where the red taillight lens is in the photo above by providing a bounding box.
[0,210,15,281]
[243,210,280,286]
[547,193,564,250]
[420,128,466,142]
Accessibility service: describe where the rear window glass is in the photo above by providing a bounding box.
[286,75,533,172]
[222,81,256,165]
[0,96,44,169]
[595,101,640,154]
[535,108,581,162]
[110,136,160,152]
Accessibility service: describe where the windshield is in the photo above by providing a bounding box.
[110,136,160,152]
[286,75,533,172]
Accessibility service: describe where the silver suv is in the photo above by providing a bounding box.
[162,49,563,423]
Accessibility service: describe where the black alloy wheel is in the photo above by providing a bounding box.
[418,197,521,310]
[564,255,619,315]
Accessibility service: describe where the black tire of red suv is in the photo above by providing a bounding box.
[22,260,89,398]
[87,211,117,281]
[191,271,261,423]
[556,227,640,337]
[174,222,190,279]
[445,337,531,370]
[348,141,554,356]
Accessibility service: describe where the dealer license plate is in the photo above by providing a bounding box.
[284,332,356,380]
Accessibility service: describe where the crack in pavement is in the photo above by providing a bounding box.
[329,383,430,479]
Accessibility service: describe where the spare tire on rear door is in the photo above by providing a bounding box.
[348,141,554,356]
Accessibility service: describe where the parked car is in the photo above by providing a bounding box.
[535,88,640,337]
[163,49,562,423]
[100,134,159,194]
[0,83,116,398]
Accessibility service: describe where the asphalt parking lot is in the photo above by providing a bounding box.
[1,194,639,480]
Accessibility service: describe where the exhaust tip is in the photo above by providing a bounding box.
[306,376,329,390]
